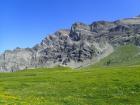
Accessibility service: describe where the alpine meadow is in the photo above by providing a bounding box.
[0,0,140,105]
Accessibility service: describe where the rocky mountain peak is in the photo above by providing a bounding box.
[55,29,70,36]
[71,22,90,32]
[1,15,140,72]
[90,21,116,33]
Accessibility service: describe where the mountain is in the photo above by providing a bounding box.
[88,44,140,67]
[1,16,140,72]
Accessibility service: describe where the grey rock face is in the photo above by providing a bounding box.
[0,48,34,72]
[1,16,140,72]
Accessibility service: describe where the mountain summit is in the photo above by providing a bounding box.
[1,16,140,72]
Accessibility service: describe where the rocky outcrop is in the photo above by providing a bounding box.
[1,16,140,72]
[0,48,34,72]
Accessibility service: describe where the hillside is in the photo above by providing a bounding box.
[0,66,140,105]
[94,44,140,67]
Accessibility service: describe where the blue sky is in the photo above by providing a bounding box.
[0,0,140,52]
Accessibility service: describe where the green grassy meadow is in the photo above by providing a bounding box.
[0,66,140,105]
[0,45,140,105]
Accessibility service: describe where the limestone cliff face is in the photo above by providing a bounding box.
[1,16,140,72]
[0,48,34,72]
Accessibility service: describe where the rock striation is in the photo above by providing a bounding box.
[1,16,140,72]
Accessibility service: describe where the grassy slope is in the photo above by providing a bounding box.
[0,45,140,105]
[95,44,140,67]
